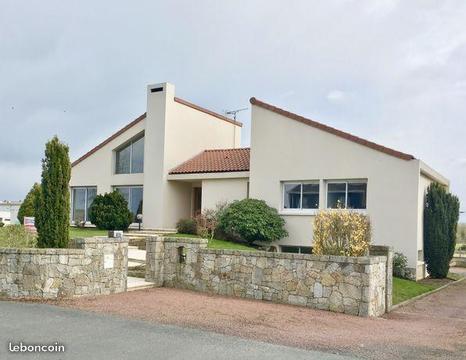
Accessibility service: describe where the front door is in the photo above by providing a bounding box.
[192,187,202,216]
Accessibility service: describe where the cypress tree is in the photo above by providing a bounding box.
[424,183,460,278]
[35,136,71,248]
[17,183,41,224]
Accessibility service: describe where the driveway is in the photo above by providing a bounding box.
[52,279,466,360]
[0,301,352,360]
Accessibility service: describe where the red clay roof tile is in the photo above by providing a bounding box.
[169,148,250,174]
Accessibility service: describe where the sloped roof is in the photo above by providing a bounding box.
[72,97,243,167]
[169,148,250,174]
[250,97,415,161]
[174,97,242,127]
[71,113,146,167]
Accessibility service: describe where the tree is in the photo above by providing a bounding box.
[424,183,460,278]
[217,199,288,245]
[35,136,71,248]
[17,183,41,224]
[88,191,133,231]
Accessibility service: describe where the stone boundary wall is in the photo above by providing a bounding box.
[146,237,392,317]
[0,237,128,299]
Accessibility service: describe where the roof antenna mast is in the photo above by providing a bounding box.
[225,107,248,120]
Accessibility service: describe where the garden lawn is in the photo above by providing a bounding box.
[169,233,257,251]
[69,227,107,239]
[392,277,438,305]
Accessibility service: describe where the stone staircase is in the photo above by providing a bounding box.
[125,229,176,291]
[125,229,176,249]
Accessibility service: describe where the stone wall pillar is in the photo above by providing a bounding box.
[370,245,394,312]
[145,236,164,286]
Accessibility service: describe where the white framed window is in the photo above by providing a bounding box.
[113,186,143,222]
[326,180,367,209]
[282,181,319,212]
[115,134,144,174]
[71,186,97,223]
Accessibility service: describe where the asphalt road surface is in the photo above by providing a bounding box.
[0,301,355,360]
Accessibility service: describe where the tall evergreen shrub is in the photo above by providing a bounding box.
[424,183,460,278]
[35,136,71,248]
[17,183,41,224]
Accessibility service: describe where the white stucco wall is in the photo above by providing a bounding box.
[158,88,242,228]
[201,178,249,211]
[249,105,422,274]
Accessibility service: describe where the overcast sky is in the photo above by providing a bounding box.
[0,0,465,220]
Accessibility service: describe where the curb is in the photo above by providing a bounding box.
[389,276,465,312]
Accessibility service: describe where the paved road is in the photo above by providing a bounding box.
[0,301,354,360]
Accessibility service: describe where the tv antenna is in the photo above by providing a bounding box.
[225,107,248,120]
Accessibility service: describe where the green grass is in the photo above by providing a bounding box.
[69,227,107,239]
[207,238,257,251]
[392,277,438,305]
[169,233,257,251]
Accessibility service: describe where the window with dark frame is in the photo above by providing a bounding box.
[326,181,367,209]
[115,134,144,174]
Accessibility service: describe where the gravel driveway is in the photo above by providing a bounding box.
[0,301,353,360]
[53,279,466,360]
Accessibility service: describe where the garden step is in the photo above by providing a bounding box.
[127,277,155,291]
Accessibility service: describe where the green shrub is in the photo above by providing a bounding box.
[424,183,460,278]
[89,191,133,231]
[0,225,37,248]
[458,244,466,251]
[176,218,197,235]
[313,210,371,256]
[17,183,41,224]
[393,252,409,279]
[217,199,287,245]
[35,136,71,248]
[0,221,4,228]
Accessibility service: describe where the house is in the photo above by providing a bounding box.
[0,201,21,225]
[70,82,449,280]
